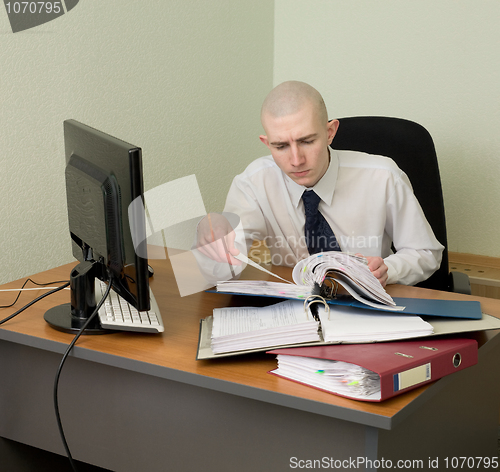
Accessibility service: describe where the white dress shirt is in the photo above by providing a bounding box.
[223,149,444,285]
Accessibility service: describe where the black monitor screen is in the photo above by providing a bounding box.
[44,120,149,333]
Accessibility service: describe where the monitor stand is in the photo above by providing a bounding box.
[44,261,109,335]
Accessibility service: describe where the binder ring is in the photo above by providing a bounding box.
[322,276,339,299]
[303,294,329,320]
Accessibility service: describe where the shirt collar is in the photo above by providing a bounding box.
[286,150,339,208]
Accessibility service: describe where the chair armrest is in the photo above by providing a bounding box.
[449,271,471,295]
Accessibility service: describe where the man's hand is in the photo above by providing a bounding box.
[365,256,388,287]
[196,213,241,265]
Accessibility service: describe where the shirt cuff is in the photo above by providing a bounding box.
[385,260,398,285]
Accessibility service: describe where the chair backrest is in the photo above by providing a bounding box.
[330,116,450,291]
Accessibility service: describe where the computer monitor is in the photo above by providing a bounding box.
[44,120,150,334]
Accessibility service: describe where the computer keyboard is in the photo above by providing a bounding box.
[95,280,164,333]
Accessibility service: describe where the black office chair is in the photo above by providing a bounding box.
[330,116,470,294]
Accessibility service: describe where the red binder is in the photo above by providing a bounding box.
[268,337,478,402]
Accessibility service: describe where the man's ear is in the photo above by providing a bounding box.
[327,119,340,145]
[259,135,270,148]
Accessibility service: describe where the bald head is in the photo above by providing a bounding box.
[259,81,339,187]
[261,81,328,127]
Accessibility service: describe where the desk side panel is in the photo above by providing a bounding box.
[377,335,500,462]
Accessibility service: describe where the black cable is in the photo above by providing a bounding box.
[0,282,70,326]
[0,278,69,309]
[53,278,113,472]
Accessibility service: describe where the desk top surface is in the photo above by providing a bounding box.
[1,256,499,429]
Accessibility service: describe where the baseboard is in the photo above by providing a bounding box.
[449,252,500,269]
[449,253,500,293]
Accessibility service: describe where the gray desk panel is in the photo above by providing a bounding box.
[5,327,499,433]
[0,340,376,472]
[0,328,395,430]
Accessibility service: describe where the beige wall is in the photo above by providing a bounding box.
[274,0,500,257]
[0,1,274,284]
[5,1,498,286]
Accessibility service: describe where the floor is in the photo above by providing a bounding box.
[0,438,111,472]
[3,433,499,471]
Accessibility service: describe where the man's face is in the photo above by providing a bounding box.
[260,103,338,188]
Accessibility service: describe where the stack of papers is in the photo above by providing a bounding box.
[215,280,311,299]
[318,305,433,343]
[211,300,321,354]
[274,355,381,401]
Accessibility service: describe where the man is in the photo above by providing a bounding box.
[198,81,443,286]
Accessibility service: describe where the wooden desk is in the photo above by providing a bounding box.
[1,258,500,471]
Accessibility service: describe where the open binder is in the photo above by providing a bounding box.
[216,252,483,320]
[196,296,500,360]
